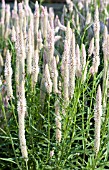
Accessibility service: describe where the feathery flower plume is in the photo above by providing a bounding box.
[51,57,58,94]
[88,37,94,56]
[5,4,10,25]
[5,5,11,39]
[86,12,91,25]
[24,0,29,5]
[4,50,13,99]
[69,32,76,98]
[18,3,24,31]
[61,5,67,25]
[37,30,43,50]
[41,6,48,40]
[23,16,27,41]
[15,25,20,96]
[1,0,5,37]
[66,0,73,13]
[50,150,54,157]
[62,40,69,104]
[102,27,109,110]
[57,17,66,31]
[29,13,34,59]
[44,64,52,94]
[12,0,17,21]
[19,32,26,84]
[0,53,4,74]
[16,27,27,158]
[23,2,30,24]
[76,44,81,77]
[94,85,102,155]
[15,25,25,86]
[78,1,84,10]
[81,44,87,82]
[103,26,108,60]
[34,1,39,48]
[55,99,61,143]
[31,49,39,88]
[11,26,16,43]
[2,0,5,13]
[49,7,54,29]
[17,80,28,159]
[47,26,54,65]
[14,0,17,12]
[40,63,52,110]
[27,28,32,74]
[66,21,71,49]
[90,6,100,74]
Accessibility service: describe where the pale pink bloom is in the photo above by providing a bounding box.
[2,0,5,9]
[78,1,84,10]
[14,0,17,12]
[62,40,69,103]
[54,36,61,43]
[47,27,54,64]
[41,6,48,40]
[27,28,32,74]
[0,53,4,67]
[44,64,52,94]
[37,30,43,50]
[94,85,102,155]
[57,18,66,31]
[50,150,54,157]
[49,7,54,29]
[76,44,81,77]
[51,57,58,94]
[81,44,87,81]
[55,100,61,143]
[34,1,39,40]
[88,37,94,56]
[32,49,39,88]
[11,26,16,42]
[90,6,100,75]
[86,12,91,25]
[69,32,76,98]
[4,50,13,98]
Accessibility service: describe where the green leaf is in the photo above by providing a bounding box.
[0,158,17,164]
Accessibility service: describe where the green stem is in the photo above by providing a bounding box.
[47,94,50,161]
[82,90,85,163]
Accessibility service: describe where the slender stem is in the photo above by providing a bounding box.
[82,90,85,162]
[47,94,50,161]
[25,159,28,170]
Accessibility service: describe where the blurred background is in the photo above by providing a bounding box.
[5,0,66,3]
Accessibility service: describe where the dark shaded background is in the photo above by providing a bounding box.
[5,0,65,3]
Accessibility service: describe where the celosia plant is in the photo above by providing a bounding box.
[0,0,109,169]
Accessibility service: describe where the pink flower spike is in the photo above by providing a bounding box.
[2,0,5,9]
